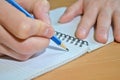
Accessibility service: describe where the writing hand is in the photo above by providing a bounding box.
[0,0,54,60]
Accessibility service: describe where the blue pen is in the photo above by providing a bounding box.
[6,0,68,51]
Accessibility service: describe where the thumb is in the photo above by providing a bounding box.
[16,18,54,39]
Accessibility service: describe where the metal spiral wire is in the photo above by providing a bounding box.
[55,31,89,47]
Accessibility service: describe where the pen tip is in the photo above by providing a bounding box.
[60,43,69,51]
[66,48,69,51]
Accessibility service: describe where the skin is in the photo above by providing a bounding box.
[0,0,54,60]
[59,0,120,43]
[1,0,120,61]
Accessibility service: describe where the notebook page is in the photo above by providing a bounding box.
[51,7,114,52]
[0,7,89,80]
[0,44,88,80]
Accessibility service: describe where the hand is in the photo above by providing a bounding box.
[0,0,54,60]
[59,0,120,43]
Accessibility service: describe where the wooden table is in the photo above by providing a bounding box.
[34,0,120,80]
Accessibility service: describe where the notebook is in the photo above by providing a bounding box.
[0,7,114,80]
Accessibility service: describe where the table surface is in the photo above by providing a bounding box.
[34,0,120,80]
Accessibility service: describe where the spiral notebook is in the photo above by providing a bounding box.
[0,7,114,80]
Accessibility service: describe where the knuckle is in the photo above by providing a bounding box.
[98,11,107,21]
[81,15,92,27]
[99,11,105,18]
[16,21,32,39]
[36,0,50,9]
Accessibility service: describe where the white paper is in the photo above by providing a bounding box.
[0,7,114,80]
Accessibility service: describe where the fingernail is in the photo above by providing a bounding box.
[95,32,108,43]
[44,27,54,38]
[102,34,108,43]
[58,11,68,23]
[76,27,87,39]
[58,15,64,23]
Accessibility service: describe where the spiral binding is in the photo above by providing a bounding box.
[55,31,89,47]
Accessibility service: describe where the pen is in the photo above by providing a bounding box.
[6,0,69,51]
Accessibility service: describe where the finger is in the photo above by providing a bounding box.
[0,44,25,61]
[75,3,99,39]
[0,1,54,39]
[33,0,51,24]
[95,8,113,43]
[16,0,33,12]
[17,0,51,24]
[0,25,50,60]
[59,0,83,23]
[0,43,36,61]
[0,38,49,61]
[0,44,17,59]
[13,19,54,39]
[113,10,120,42]
[0,52,4,56]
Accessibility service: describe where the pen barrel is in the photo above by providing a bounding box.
[6,0,34,18]
[51,36,61,45]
